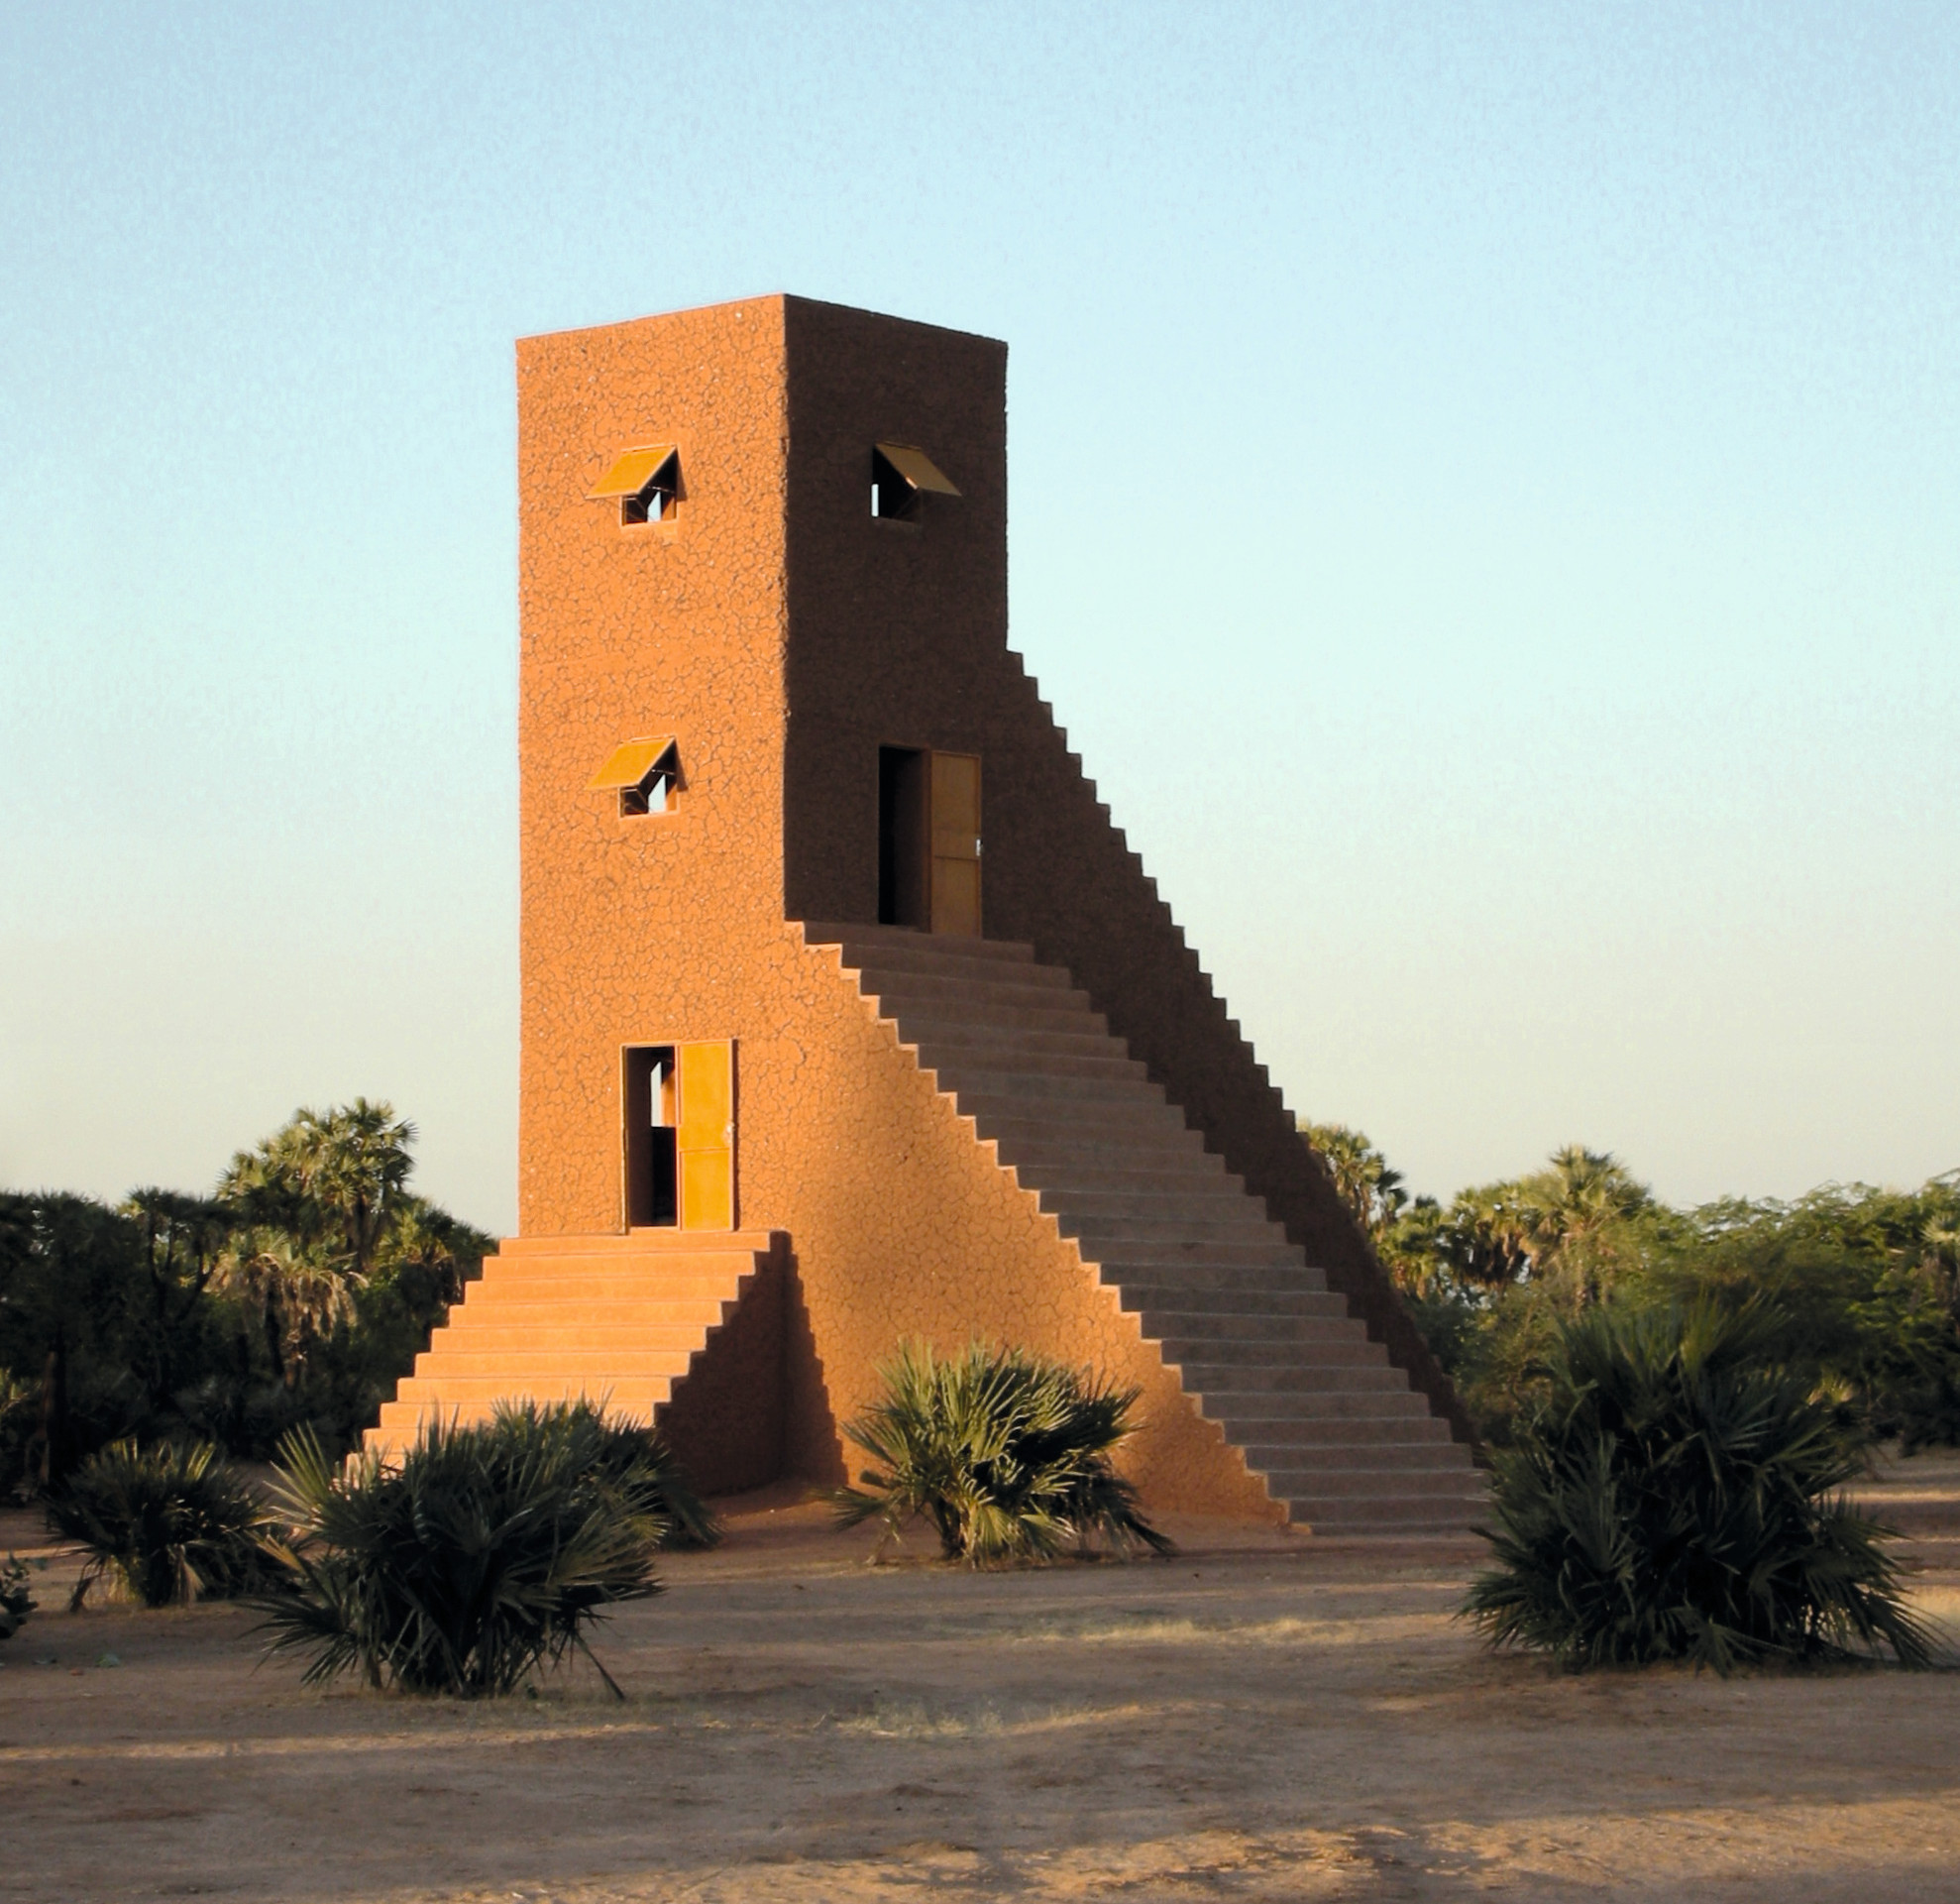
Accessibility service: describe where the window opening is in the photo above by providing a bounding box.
[620,455,679,525]
[878,746,928,928]
[589,736,681,817]
[623,1046,679,1227]
[619,744,679,816]
[871,442,960,520]
[587,445,681,527]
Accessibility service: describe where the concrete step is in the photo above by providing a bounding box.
[1269,1472,1487,1507]
[1228,1439,1470,1474]
[414,1351,703,1380]
[890,996,1114,1037]
[1036,1185,1259,1221]
[1078,1238,1305,1270]
[1011,1159,1238,1196]
[803,923,1038,966]
[1056,1209,1290,1246]
[1194,1389,1446,1426]
[901,1022,1139,1064]
[929,1065,1159,1103]
[926,1050,1148,1086]
[848,948,1074,990]
[459,1273,750,1301]
[1113,1287,1347,1319]
[383,1376,677,1411]
[497,1232,775,1257]
[989,1127,1211,1167]
[1155,1327,1386,1365]
[1111,1270,1338,1302]
[864,972,1099,1015]
[1209,1412,1456,1447]
[966,1101,1194,1143]
[432,1322,721,1352]
[1282,1501,1485,1534]
[1186,1383,1436,1417]
[1169,1357,1407,1394]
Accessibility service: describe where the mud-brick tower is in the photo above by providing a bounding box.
[371,293,1482,1531]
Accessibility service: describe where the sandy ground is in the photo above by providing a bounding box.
[2,1453,1957,1903]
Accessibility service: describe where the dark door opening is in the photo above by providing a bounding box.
[878,746,928,928]
[622,1045,679,1227]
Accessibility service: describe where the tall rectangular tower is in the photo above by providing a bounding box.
[374,295,1482,1533]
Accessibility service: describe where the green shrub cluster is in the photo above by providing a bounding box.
[253,1400,675,1696]
[1302,1124,1960,1452]
[0,1554,34,1640]
[1465,1300,1937,1671]
[0,1101,494,1493]
[833,1339,1172,1564]
[48,1437,272,1610]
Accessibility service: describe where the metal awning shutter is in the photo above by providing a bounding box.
[874,442,960,496]
[588,445,678,500]
[588,736,677,790]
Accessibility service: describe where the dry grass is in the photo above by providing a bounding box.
[0,1452,1955,1901]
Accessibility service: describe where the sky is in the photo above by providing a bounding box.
[2,3,1955,1233]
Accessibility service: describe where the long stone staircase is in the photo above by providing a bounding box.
[804,923,1484,1534]
[366,1231,778,1465]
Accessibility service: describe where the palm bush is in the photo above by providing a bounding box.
[833,1340,1173,1564]
[0,1554,36,1640]
[1465,1299,1940,1672]
[48,1437,271,1610]
[253,1400,671,1696]
[500,1400,719,1550]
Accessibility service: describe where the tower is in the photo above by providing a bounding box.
[373,295,1481,1531]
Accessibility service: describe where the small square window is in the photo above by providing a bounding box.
[589,736,681,816]
[618,757,677,816]
[588,445,681,527]
[871,442,959,520]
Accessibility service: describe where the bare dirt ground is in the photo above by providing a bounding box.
[2,1452,1957,1903]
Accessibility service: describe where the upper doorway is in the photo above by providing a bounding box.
[879,747,980,936]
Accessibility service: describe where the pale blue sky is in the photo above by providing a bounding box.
[2,3,1955,1231]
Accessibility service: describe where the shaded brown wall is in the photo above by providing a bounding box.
[516,295,1274,1512]
[776,296,1470,1444]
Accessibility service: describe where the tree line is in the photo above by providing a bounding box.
[0,1101,493,1494]
[1303,1124,1960,1450]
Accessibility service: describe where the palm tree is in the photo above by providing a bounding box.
[215,1100,415,1388]
[122,1189,233,1408]
[1516,1146,1652,1303]
[1299,1121,1407,1239]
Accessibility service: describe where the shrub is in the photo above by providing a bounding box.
[833,1340,1173,1565]
[253,1401,669,1696]
[47,1438,271,1610]
[488,1399,720,1550]
[1464,1300,1941,1672]
[0,1554,35,1640]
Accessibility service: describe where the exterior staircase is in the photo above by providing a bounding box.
[804,923,1484,1534]
[366,1230,780,1466]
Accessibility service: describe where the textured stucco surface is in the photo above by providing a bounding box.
[511,293,1456,1516]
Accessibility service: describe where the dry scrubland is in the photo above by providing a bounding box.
[2,1454,1957,1903]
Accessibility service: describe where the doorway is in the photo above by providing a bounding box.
[878,747,927,928]
[622,1040,737,1230]
[622,1046,678,1227]
[879,746,980,936]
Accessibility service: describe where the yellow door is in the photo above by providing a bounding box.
[677,1039,735,1230]
[929,751,981,936]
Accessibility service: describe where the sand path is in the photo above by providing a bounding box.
[2,1453,1956,1901]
